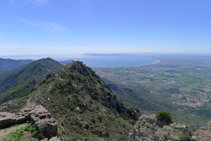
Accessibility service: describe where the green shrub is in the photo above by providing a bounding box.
[91,118,96,123]
[25,122,38,137]
[97,114,103,122]
[156,111,172,124]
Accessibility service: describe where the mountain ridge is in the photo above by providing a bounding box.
[0,58,33,72]
[0,60,140,140]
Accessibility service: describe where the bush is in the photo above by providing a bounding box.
[97,114,103,122]
[91,118,96,123]
[25,122,38,137]
[156,111,172,124]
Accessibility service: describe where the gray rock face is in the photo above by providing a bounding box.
[0,105,57,139]
[128,114,192,141]
[49,137,62,141]
[41,136,61,141]
[0,112,26,129]
[191,122,211,141]
[21,105,58,139]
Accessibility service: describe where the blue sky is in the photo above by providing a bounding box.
[0,0,211,57]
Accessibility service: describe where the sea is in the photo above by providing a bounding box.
[70,54,158,68]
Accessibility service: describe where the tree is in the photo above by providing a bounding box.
[156,111,172,124]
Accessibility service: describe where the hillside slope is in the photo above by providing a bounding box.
[103,78,171,112]
[0,61,140,140]
[0,58,62,105]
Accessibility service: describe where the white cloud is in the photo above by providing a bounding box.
[8,0,15,3]
[0,24,15,28]
[49,22,68,31]
[34,0,48,5]
[36,0,48,3]
[18,17,69,31]
[7,0,48,6]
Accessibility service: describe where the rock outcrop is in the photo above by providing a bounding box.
[191,121,211,141]
[128,114,192,141]
[0,104,57,139]
[21,105,58,139]
[41,136,61,141]
[0,112,26,129]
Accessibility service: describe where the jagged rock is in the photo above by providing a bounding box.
[128,114,192,141]
[41,136,61,141]
[169,122,187,130]
[81,121,89,129]
[0,105,57,139]
[191,121,211,141]
[49,137,62,141]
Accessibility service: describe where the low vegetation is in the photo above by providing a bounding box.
[2,122,38,141]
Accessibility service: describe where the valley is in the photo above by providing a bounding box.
[94,55,211,130]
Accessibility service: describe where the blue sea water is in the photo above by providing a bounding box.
[72,54,158,68]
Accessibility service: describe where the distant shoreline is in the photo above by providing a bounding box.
[127,59,160,68]
[142,59,160,66]
[94,58,160,69]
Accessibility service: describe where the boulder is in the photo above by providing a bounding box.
[41,136,61,141]
[22,105,58,139]
[0,112,27,129]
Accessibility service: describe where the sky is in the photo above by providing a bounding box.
[0,0,211,57]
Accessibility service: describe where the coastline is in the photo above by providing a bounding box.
[143,59,160,66]
[127,58,160,68]
[93,58,160,69]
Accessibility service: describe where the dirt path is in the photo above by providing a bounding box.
[0,123,27,139]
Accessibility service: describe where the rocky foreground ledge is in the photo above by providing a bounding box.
[128,114,192,141]
[128,114,211,141]
[0,104,59,140]
[191,122,211,141]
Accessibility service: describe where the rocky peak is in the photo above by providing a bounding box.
[65,61,94,76]
[53,61,140,120]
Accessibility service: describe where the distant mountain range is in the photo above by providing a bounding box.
[0,58,72,72]
[0,58,33,72]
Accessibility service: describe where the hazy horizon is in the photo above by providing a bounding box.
[1,52,211,60]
